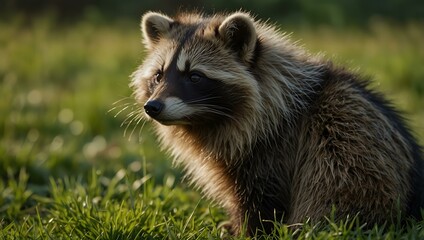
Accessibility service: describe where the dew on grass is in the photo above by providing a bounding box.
[165,175,175,188]
[129,161,141,172]
[100,176,110,186]
[58,108,73,124]
[27,89,42,105]
[70,120,84,135]
[115,168,126,181]
[132,175,151,190]
[92,196,101,205]
[50,136,64,151]
[83,135,107,158]
[117,184,127,193]
[132,179,143,190]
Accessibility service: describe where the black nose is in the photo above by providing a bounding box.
[144,100,164,118]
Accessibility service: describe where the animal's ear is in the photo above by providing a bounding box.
[141,12,174,49]
[218,12,257,62]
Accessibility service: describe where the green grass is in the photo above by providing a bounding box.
[0,16,423,239]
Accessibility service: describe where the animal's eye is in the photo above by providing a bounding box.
[153,71,163,84]
[189,72,204,83]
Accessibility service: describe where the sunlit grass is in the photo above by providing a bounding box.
[0,16,423,239]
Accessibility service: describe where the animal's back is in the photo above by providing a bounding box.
[226,64,424,233]
[289,66,424,224]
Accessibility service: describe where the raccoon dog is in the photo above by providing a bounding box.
[130,11,424,235]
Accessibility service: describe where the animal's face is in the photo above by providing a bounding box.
[131,12,260,126]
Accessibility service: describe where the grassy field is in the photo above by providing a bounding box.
[1,16,423,239]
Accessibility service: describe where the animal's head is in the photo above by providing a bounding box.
[131,11,262,127]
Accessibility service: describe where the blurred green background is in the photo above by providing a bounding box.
[2,0,424,26]
[0,0,424,236]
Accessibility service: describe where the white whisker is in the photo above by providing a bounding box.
[124,112,143,137]
[138,120,148,142]
[111,97,133,105]
[109,96,147,141]
[113,105,131,118]
[121,110,141,127]
[129,114,145,140]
